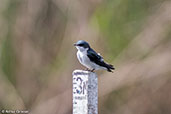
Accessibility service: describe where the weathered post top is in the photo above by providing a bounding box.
[72,70,98,114]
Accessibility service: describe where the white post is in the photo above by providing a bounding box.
[72,70,98,114]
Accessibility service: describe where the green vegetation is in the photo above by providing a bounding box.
[0,0,170,113]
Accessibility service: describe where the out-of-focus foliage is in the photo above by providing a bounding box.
[0,0,171,114]
[93,0,164,59]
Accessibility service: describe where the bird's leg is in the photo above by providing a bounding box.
[85,68,90,71]
[84,68,95,72]
[90,69,95,72]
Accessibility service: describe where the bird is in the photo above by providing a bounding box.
[74,40,115,72]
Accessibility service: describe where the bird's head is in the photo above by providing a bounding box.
[74,40,90,52]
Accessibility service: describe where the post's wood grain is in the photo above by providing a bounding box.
[73,70,98,114]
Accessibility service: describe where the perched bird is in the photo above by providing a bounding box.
[74,40,115,72]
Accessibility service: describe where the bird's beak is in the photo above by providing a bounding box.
[74,43,77,46]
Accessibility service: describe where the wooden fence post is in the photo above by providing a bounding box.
[72,70,98,114]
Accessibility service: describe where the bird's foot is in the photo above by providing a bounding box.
[90,69,95,72]
[85,68,95,72]
[85,68,91,71]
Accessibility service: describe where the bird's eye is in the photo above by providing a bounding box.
[79,44,84,46]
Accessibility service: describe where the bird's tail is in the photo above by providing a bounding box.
[105,63,115,72]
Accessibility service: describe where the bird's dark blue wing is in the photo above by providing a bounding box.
[87,49,105,66]
[87,48,115,72]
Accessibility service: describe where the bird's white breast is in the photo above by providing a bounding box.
[77,50,90,68]
[77,50,106,70]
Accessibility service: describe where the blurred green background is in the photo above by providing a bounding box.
[0,0,171,114]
